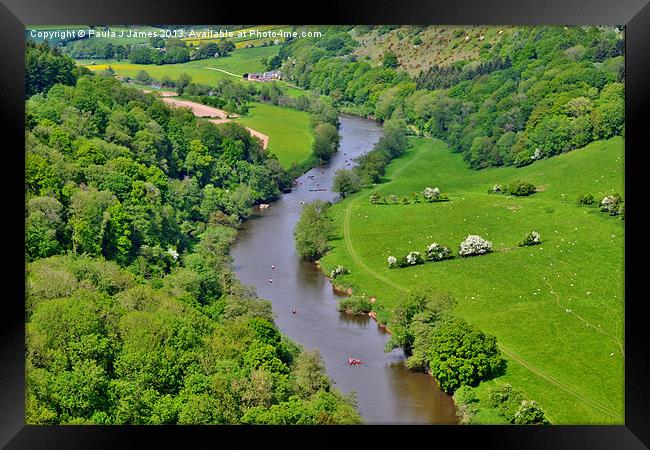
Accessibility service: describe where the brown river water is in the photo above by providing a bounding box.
[230,116,458,424]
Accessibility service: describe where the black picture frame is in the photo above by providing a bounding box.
[1,0,648,447]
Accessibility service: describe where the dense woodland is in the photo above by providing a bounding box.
[280,26,624,169]
[25,42,361,424]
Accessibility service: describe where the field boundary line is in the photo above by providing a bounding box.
[497,344,618,420]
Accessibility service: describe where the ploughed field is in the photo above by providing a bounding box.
[320,136,624,424]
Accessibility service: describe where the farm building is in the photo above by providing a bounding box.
[247,70,281,82]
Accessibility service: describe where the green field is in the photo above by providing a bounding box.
[85,46,280,83]
[234,102,314,167]
[320,136,625,424]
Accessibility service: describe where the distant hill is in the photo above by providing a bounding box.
[350,25,519,77]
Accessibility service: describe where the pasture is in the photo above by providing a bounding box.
[84,46,280,84]
[234,102,314,168]
[320,136,625,424]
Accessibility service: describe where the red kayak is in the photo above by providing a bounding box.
[348,358,364,365]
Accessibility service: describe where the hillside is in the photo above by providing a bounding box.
[320,136,624,424]
[350,25,518,76]
[281,26,624,171]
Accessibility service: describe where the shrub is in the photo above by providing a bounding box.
[135,70,153,84]
[423,186,440,201]
[404,251,424,266]
[459,235,492,257]
[338,296,372,315]
[387,255,398,268]
[506,180,536,196]
[454,385,478,425]
[389,194,398,204]
[486,384,524,421]
[454,385,478,406]
[401,196,409,205]
[410,192,419,204]
[370,192,381,204]
[330,265,348,279]
[513,400,549,425]
[600,194,622,215]
[520,231,541,247]
[577,193,595,205]
[426,243,452,261]
[332,169,361,198]
[488,184,501,194]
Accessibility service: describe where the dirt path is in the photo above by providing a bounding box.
[201,67,243,78]
[340,144,618,421]
[497,344,617,420]
[160,97,236,119]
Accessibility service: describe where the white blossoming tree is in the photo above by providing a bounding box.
[520,231,541,247]
[405,251,424,266]
[600,194,622,215]
[423,187,440,202]
[488,184,501,194]
[426,243,452,261]
[387,256,398,268]
[330,265,349,279]
[459,235,492,257]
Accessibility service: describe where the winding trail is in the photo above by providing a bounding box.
[340,141,619,422]
[201,66,243,78]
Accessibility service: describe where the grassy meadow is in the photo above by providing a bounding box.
[85,46,280,81]
[234,102,314,168]
[320,136,625,424]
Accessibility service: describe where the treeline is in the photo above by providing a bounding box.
[279,25,624,170]
[63,36,235,64]
[25,43,360,424]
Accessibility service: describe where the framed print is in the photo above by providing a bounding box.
[1,0,648,447]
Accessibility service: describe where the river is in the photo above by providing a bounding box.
[230,115,458,424]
